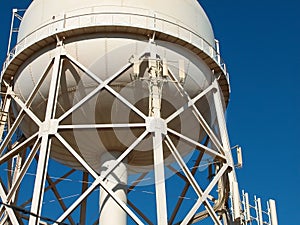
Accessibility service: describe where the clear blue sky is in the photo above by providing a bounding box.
[0,0,299,224]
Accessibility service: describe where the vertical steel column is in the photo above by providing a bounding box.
[148,57,168,225]
[29,42,63,225]
[0,86,12,142]
[212,79,236,178]
[212,79,241,223]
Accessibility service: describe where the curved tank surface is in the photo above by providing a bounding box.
[10,0,226,172]
[17,0,215,45]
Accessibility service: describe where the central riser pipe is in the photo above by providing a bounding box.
[99,152,128,225]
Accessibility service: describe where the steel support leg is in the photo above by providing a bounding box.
[29,43,63,225]
[212,79,241,223]
[0,86,12,142]
[148,58,168,225]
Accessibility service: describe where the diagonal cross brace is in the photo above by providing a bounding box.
[165,135,228,225]
[54,131,148,225]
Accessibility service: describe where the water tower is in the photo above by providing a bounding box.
[0,0,278,225]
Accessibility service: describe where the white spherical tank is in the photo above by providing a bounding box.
[17,0,215,45]
[10,0,228,172]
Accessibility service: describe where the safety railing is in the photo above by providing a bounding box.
[1,7,229,82]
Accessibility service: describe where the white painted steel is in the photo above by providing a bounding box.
[212,79,243,223]
[13,38,213,170]
[9,0,226,174]
[148,56,168,225]
[0,184,19,225]
[29,45,63,225]
[180,164,228,225]
[0,133,38,164]
[5,138,40,203]
[7,9,17,56]
[54,133,144,225]
[0,87,12,142]
[269,200,278,225]
[13,1,217,167]
[167,128,226,160]
[18,0,215,46]
[99,152,128,225]
[165,135,226,225]
[0,1,245,225]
